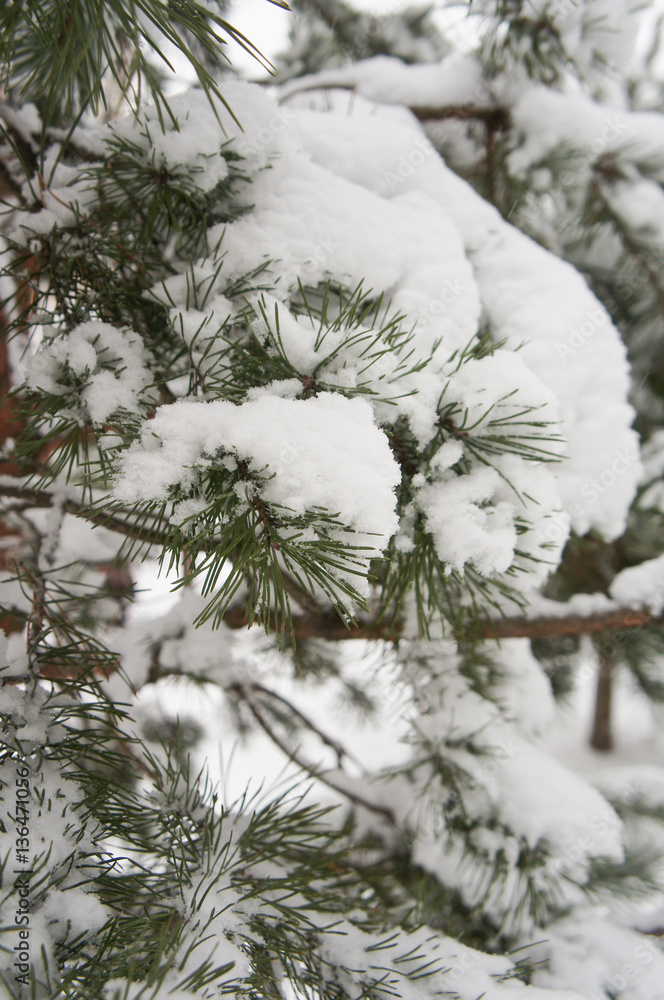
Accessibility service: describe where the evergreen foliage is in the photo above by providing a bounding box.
[2,3,664,1000]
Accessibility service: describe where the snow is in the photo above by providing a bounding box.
[115,392,399,530]
[604,171,664,250]
[279,87,640,541]
[41,75,619,610]
[279,52,486,108]
[213,145,482,367]
[609,554,664,613]
[594,764,664,814]
[492,738,623,860]
[49,514,125,565]
[101,77,636,597]
[114,393,401,594]
[431,170,640,540]
[178,863,252,985]
[488,638,557,736]
[315,916,585,1000]
[416,464,518,576]
[91,92,231,192]
[25,321,154,424]
[13,142,97,236]
[515,589,619,620]
[4,630,29,676]
[2,684,66,745]
[0,101,41,139]
[245,292,428,405]
[399,641,624,924]
[528,913,664,1000]
[5,40,663,1000]
[506,86,664,178]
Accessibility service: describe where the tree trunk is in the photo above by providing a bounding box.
[590,654,614,751]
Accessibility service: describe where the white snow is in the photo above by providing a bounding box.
[400,642,624,920]
[108,588,242,689]
[529,913,664,1000]
[279,52,486,108]
[25,321,154,424]
[416,464,518,576]
[277,87,640,540]
[6,54,662,1000]
[114,393,401,593]
[609,554,664,614]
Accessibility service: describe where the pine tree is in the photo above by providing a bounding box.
[2,3,664,1000]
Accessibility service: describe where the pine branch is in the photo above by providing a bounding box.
[4,481,660,645]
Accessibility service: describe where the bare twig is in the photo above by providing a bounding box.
[248,681,366,771]
[279,80,510,130]
[230,681,397,825]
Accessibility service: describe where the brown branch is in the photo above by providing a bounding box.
[410,105,510,129]
[475,607,662,640]
[4,485,662,646]
[223,601,664,644]
[279,569,324,617]
[221,599,400,642]
[0,483,347,635]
